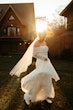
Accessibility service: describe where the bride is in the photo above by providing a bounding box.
[9,31,60,105]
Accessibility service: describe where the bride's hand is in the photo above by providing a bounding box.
[44,58,48,61]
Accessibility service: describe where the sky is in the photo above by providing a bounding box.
[0,0,72,22]
[34,0,72,17]
[0,0,72,15]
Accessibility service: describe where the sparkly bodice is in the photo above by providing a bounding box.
[33,45,48,58]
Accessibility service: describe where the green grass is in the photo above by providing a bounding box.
[0,55,73,110]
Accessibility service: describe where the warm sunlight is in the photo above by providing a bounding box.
[0,0,72,34]
[34,0,71,21]
[33,0,71,32]
[36,20,47,33]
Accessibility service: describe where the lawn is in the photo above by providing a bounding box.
[0,55,73,110]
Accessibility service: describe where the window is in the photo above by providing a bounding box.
[17,27,20,35]
[9,15,15,20]
[7,27,16,36]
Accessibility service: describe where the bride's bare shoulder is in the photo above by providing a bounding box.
[34,41,40,47]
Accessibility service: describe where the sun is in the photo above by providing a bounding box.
[36,19,47,33]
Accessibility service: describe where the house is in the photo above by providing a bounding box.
[47,1,73,59]
[59,0,73,59]
[0,3,36,55]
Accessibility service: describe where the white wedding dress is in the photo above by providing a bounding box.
[21,45,60,104]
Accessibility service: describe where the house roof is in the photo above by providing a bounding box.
[0,3,35,26]
[60,1,73,17]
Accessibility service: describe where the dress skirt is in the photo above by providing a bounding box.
[21,58,60,102]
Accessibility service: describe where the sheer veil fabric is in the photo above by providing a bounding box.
[9,36,39,77]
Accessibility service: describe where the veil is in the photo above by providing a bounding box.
[9,36,39,77]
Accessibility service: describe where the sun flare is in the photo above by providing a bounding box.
[36,20,47,33]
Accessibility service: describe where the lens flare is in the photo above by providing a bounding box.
[36,20,47,33]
